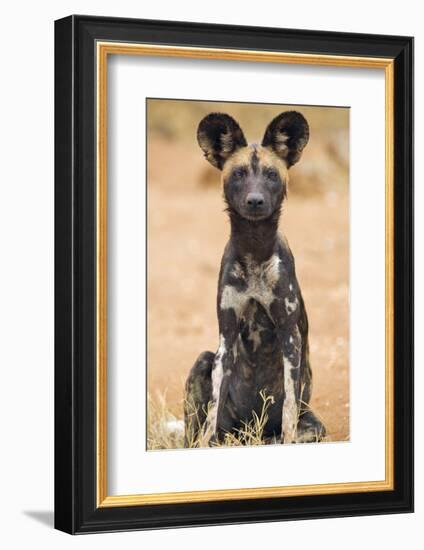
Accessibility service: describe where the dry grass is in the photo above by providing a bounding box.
[147,390,329,450]
[147,392,185,450]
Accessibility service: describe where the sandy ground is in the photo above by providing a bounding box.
[147,138,349,443]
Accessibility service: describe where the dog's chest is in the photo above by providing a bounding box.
[220,254,281,317]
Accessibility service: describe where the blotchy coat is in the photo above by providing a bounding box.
[184,111,325,446]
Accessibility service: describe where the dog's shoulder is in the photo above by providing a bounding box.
[275,234,296,275]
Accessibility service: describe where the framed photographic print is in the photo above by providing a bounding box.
[54,15,414,534]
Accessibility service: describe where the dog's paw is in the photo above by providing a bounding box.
[296,410,326,443]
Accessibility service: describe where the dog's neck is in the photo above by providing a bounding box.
[227,207,280,264]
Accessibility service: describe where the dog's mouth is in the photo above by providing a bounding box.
[237,203,272,221]
[225,199,276,222]
[241,211,270,221]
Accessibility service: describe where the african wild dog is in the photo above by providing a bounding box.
[184,111,326,446]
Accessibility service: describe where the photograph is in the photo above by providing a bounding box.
[146,99,350,450]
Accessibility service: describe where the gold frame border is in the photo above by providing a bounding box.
[96,42,395,508]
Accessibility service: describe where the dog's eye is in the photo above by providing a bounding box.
[232,168,245,180]
[265,168,279,181]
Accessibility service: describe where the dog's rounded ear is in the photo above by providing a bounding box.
[262,111,309,167]
[197,113,247,170]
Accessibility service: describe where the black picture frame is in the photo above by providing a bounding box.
[55,15,414,534]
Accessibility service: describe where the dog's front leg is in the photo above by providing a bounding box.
[271,299,302,444]
[281,326,302,443]
[202,308,238,446]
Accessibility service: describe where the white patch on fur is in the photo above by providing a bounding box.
[249,325,262,352]
[242,301,262,352]
[220,284,249,317]
[221,254,281,317]
[282,326,301,443]
[232,341,238,362]
[262,254,281,287]
[231,262,245,280]
[202,335,226,445]
[212,335,225,405]
[282,358,298,443]
[284,296,298,315]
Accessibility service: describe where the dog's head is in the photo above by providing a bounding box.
[197,111,309,221]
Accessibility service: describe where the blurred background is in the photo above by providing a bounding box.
[147,99,349,444]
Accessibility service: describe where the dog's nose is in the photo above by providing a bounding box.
[246,193,264,208]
